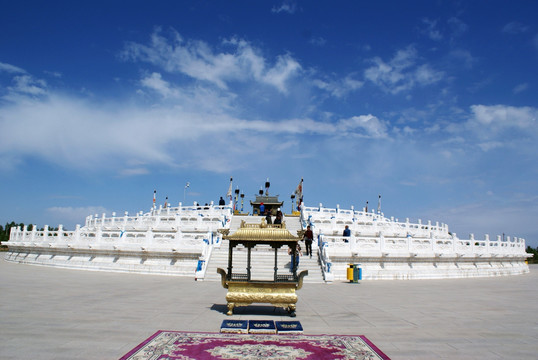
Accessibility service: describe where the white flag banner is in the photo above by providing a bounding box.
[294,178,303,200]
[226,177,233,200]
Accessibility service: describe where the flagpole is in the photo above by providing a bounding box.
[226,177,233,203]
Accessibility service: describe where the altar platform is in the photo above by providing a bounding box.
[1,260,537,359]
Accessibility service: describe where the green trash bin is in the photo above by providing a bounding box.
[356,264,362,281]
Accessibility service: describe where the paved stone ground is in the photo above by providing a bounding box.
[1,260,537,359]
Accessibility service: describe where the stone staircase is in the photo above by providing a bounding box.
[203,215,325,283]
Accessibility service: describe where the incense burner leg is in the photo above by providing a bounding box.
[227,302,235,316]
[288,304,296,317]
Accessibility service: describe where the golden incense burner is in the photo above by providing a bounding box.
[217,220,308,316]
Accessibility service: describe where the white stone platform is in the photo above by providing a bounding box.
[2,203,532,281]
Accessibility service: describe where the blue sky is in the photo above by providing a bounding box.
[1,1,537,247]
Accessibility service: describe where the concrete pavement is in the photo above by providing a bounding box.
[1,259,537,359]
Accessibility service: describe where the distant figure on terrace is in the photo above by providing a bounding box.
[343,225,351,242]
[219,197,225,206]
[304,225,313,258]
[274,213,282,225]
[259,202,265,216]
[288,243,301,271]
[265,210,272,224]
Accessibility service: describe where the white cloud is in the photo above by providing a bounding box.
[430,200,538,244]
[313,74,363,98]
[477,141,504,152]
[414,64,444,85]
[364,46,444,94]
[469,104,537,130]
[7,75,48,97]
[421,18,443,41]
[271,2,297,14]
[459,105,538,151]
[337,115,388,138]
[309,37,327,46]
[140,72,179,98]
[46,206,109,227]
[502,21,529,34]
[0,78,392,175]
[118,168,150,176]
[261,54,301,93]
[121,28,301,93]
[513,83,528,94]
[449,49,476,69]
[0,62,26,74]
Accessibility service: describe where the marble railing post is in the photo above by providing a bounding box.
[22,225,27,242]
[145,228,154,248]
[350,235,356,252]
[95,225,102,243]
[470,233,475,253]
[485,234,490,253]
[74,224,81,242]
[155,210,161,227]
[31,225,37,242]
[380,231,385,252]
[10,226,17,241]
[43,225,49,244]
[111,212,116,226]
[58,225,64,242]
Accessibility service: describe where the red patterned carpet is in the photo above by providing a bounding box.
[120,331,390,360]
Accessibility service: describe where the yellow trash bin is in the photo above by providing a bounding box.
[347,264,354,282]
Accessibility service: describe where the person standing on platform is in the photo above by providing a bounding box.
[274,213,282,225]
[219,197,225,206]
[343,225,351,242]
[265,210,272,224]
[304,225,313,258]
[259,202,265,216]
[288,243,301,271]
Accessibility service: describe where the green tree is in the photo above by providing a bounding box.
[526,246,538,264]
[0,222,27,249]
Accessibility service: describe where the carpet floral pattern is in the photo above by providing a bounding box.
[120,330,390,360]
